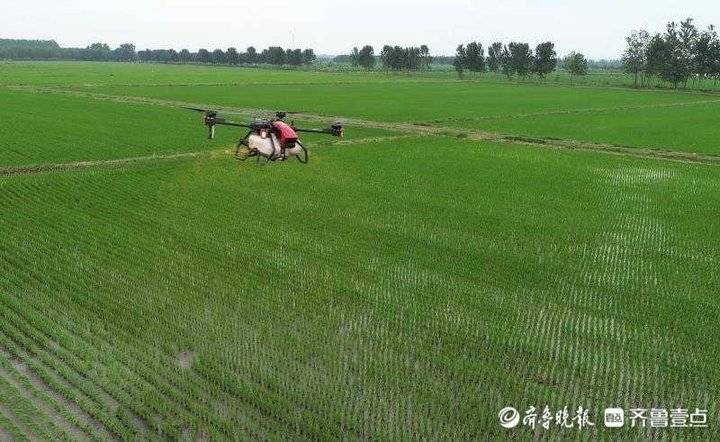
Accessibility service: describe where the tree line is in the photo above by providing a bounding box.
[452,41,587,78]
[343,45,434,71]
[0,39,316,66]
[623,18,720,88]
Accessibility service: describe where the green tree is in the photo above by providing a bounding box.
[114,43,136,62]
[405,47,421,70]
[267,46,286,65]
[487,42,503,72]
[138,49,152,62]
[622,30,650,87]
[285,48,303,65]
[465,42,485,72]
[86,43,111,61]
[693,26,716,80]
[245,46,258,63]
[196,49,210,63]
[420,45,432,70]
[453,44,467,78]
[711,30,720,83]
[678,18,699,87]
[644,34,667,84]
[661,21,688,88]
[211,49,226,64]
[508,42,533,77]
[533,41,557,78]
[358,45,375,70]
[350,47,360,67]
[179,49,192,63]
[302,49,316,65]
[380,45,393,70]
[226,47,239,64]
[500,45,513,78]
[564,51,588,76]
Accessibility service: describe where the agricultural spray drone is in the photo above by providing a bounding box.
[183,108,344,163]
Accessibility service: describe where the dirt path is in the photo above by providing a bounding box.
[6,85,720,166]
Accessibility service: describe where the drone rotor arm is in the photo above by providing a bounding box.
[213,120,253,129]
[292,125,344,137]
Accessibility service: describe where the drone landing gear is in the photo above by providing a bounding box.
[234,131,253,160]
[296,142,308,164]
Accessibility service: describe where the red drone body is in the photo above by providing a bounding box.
[271,121,299,147]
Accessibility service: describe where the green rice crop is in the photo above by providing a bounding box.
[1,62,719,439]
[86,81,711,123]
[444,100,720,155]
[0,89,395,167]
[1,136,719,438]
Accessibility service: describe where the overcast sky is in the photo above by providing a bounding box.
[2,0,717,58]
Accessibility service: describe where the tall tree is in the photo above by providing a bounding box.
[692,26,714,81]
[420,45,432,70]
[211,49,226,64]
[508,42,533,77]
[564,52,588,76]
[86,43,111,61]
[622,30,649,87]
[661,21,689,88]
[405,47,422,70]
[197,49,211,64]
[114,43,136,62]
[678,18,699,86]
[245,46,258,63]
[267,46,286,65]
[179,49,193,63]
[380,45,393,70]
[138,49,152,62]
[226,47,239,65]
[644,34,667,84]
[302,49,316,64]
[500,45,513,78]
[465,42,485,72]
[711,29,720,83]
[533,42,557,78]
[350,47,360,67]
[453,44,467,78]
[487,42,503,72]
[358,45,375,70]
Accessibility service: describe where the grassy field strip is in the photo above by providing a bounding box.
[424,97,720,123]
[4,61,720,91]
[4,83,720,122]
[61,78,720,92]
[9,85,720,165]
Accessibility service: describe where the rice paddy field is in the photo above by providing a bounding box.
[1,61,719,439]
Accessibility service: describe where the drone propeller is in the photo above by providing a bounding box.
[180,106,209,113]
[181,107,231,139]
